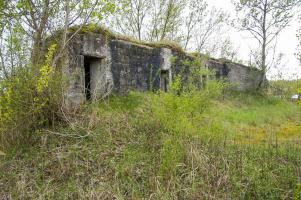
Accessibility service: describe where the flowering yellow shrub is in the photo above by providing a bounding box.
[0,43,60,146]
[37,44,56,93]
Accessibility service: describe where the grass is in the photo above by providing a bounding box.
[204,93,301,145]
[0,91,301,199]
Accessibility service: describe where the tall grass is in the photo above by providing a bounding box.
[1,89,301,199]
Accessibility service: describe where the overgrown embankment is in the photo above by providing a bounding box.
[0,89,301,199]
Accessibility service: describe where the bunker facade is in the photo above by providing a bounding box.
[62,30,263,107]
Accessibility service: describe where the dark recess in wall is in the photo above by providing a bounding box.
[160,70,169,92]
[84,56,92,100]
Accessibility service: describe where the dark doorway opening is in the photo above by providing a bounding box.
[84,57,92,100]
[84,56,104,101]
[160,70,169,92]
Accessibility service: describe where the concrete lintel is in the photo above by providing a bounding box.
[81,53,106,59]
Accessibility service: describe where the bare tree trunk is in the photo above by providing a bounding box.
[0,48,8,78]
[184,16,193,50]
[258,0,268,89]
[62,0,70,49]
[137,0,142,41]
[160,0,173,40]
[31,0,50,68]
[50,0,69,68]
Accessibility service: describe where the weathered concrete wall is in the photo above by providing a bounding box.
[63,31,263,106]
[205,58,263,90]
[64,33,113,106]
[226,62,262,91]
[110,40,162,94]
[63,34,85,107]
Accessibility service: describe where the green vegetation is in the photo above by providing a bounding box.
[0,32,300,199]
[269,80,301,100]
[1,1,301,198]
[56,24,185,53]
[0,44,62,147]
[1,88,300,199]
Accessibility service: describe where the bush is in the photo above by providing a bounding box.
[0,44,62,147]
[149,67,224,184]
[269,80,301,100]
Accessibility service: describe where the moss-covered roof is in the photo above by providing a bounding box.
[66,24,185,53]
[50,23,260,71]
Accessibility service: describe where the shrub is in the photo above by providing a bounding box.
[269,80,301,99]
[149,56,225,183]
[0,44,62,147]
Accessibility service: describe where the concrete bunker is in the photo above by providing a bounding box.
[59,26,263,107]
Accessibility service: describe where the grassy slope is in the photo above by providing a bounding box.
[206,93,301,145]
[0,92,301,199]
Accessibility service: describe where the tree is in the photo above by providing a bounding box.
[159,0,184,41]
[1,0,115,71]
[111,0,230,52]
[147,0,184,41]
[0,1,31,79]
[182,0,207,50]
[219,38,240,62]
[111,0,185,42]
[112,0,151,41]
[193,7,229,54]
[234,0,299,89]
[297,18,301,66]
[0,0,117,145]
